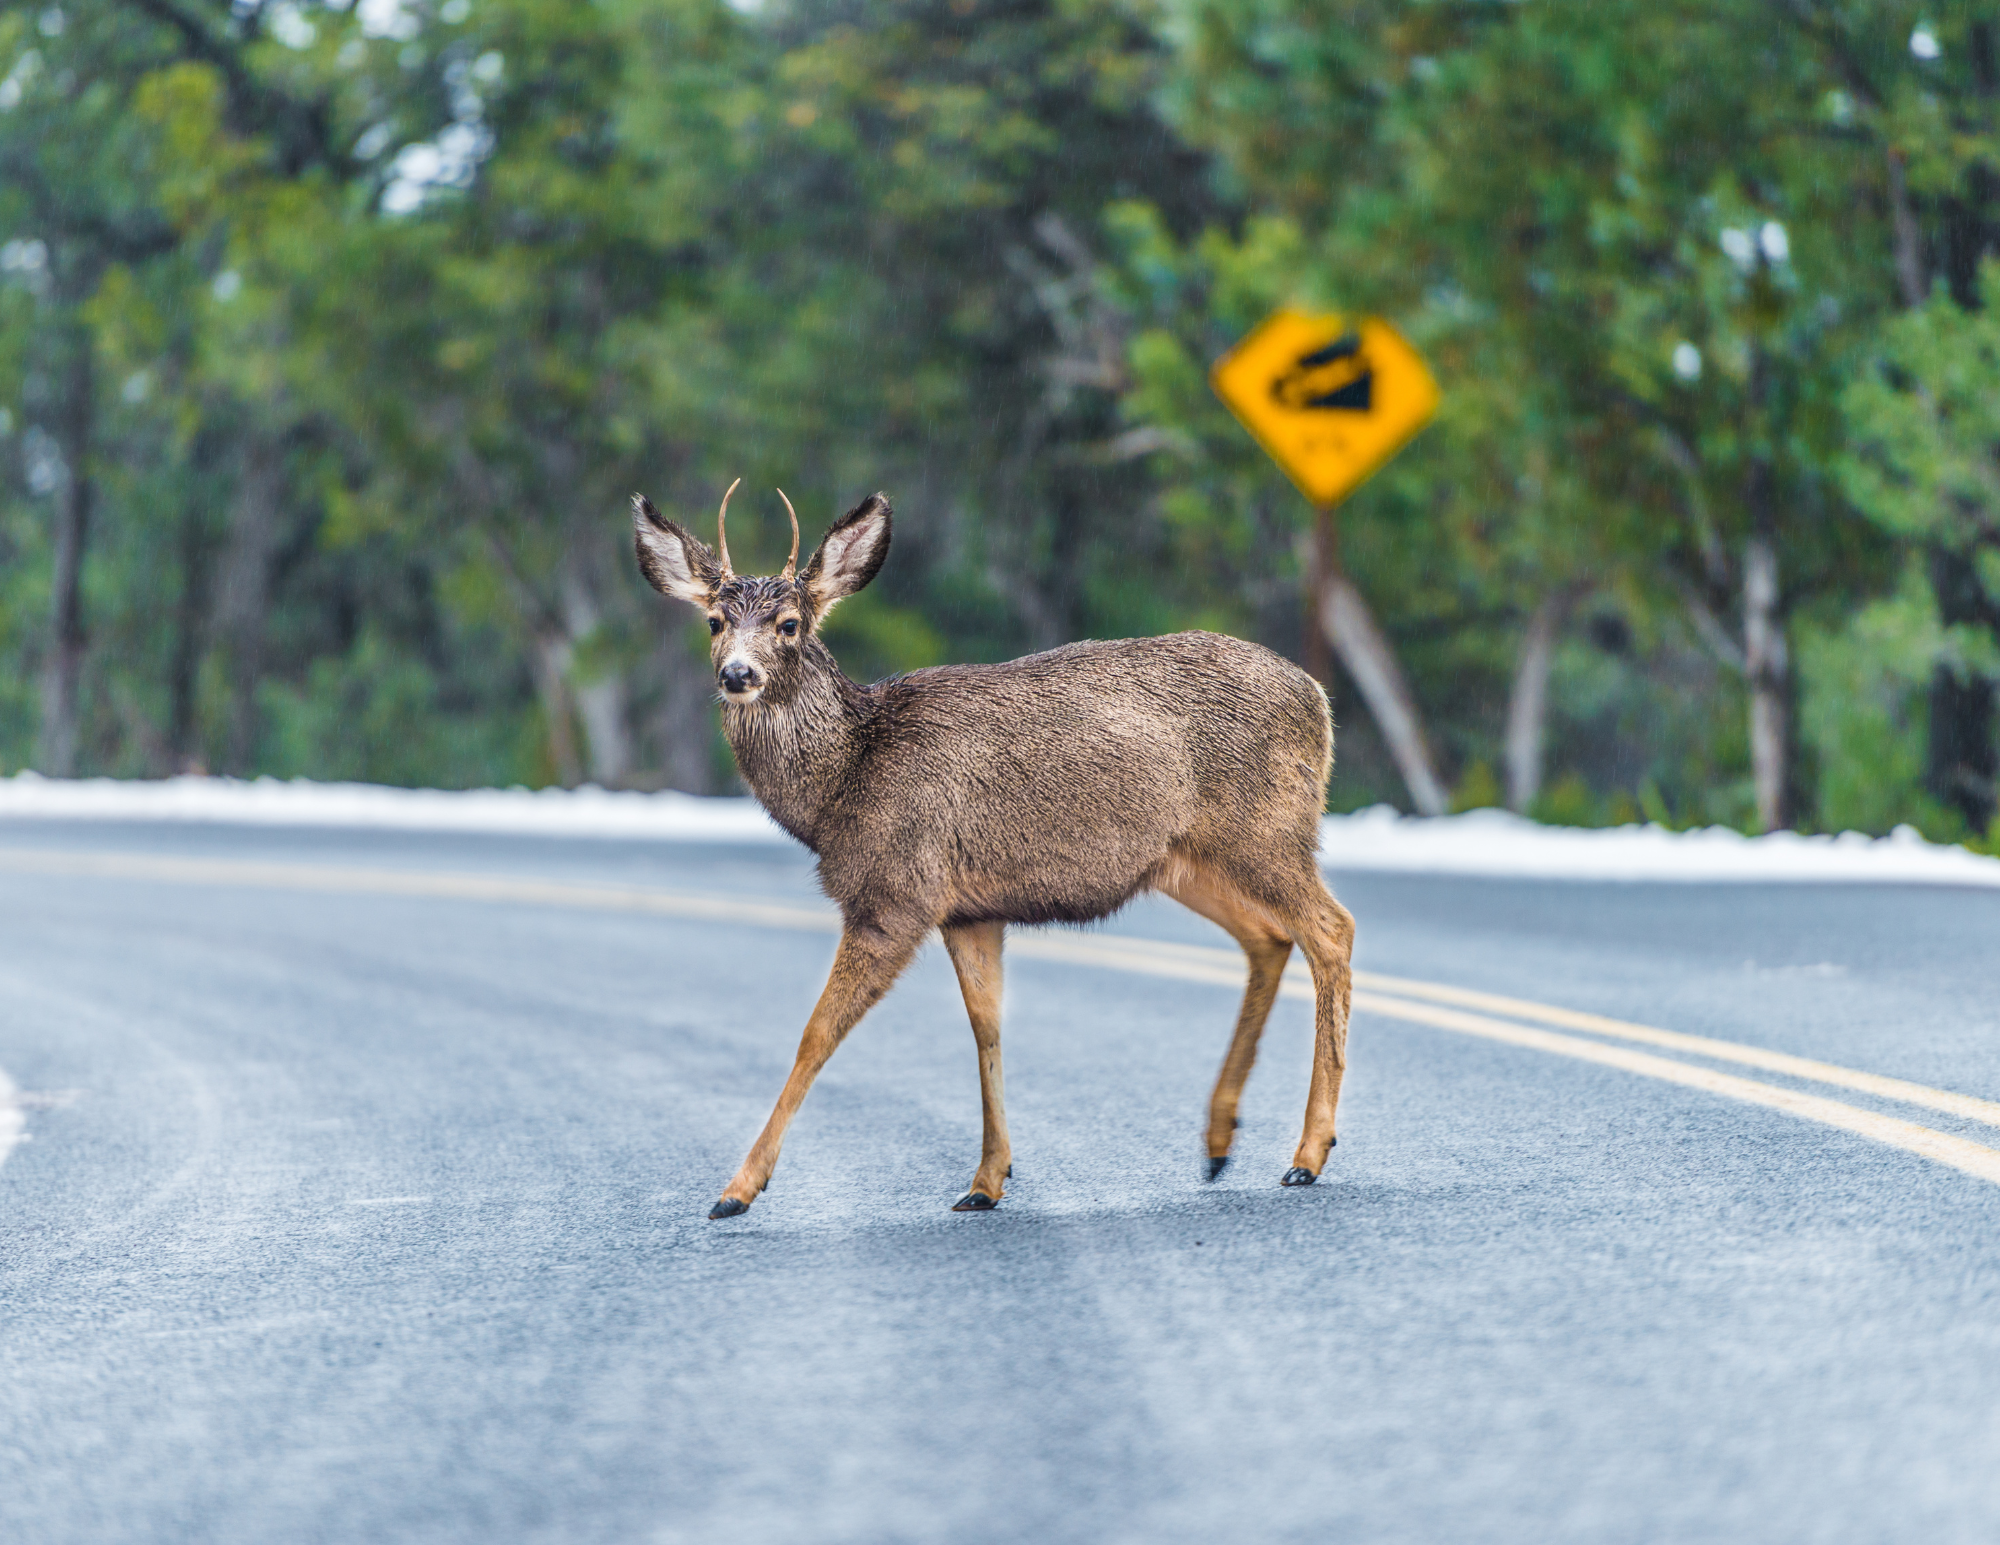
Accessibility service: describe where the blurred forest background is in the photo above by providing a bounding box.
[3,0,1998,845]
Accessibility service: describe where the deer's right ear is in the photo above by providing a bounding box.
[632,494,722,607]
[802,493,892,620]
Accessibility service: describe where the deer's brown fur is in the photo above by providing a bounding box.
[633,486,1355,1216]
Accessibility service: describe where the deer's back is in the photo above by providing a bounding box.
[819,631,1330,926]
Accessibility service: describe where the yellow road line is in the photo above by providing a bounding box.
[0,848,839,935]
[1344,994,2000,1186]
[6,845,1999,1185]
[958,929,2000,1187]
[1339,969,2000,1131]
[998,927,2000,1137]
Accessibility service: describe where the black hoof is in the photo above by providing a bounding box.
[951,1191,999,1212]
[1280,1167,1317,1187]
[1206,1155,1229,1182]
[708,1197,750,1219]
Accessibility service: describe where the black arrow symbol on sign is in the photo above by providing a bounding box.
[1271,332,1372,412]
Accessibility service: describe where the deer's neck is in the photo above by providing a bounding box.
[723,650,871,850]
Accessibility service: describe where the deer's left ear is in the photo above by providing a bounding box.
[802,494,891,621]
[632,494,723,607]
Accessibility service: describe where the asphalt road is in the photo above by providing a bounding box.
[2,818,1998,1544]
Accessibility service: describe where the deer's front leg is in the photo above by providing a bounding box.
[941,921,1010,1212]
[710,917,924,1219]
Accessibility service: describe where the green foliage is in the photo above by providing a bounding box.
[819,591,948,682]
[259,625,533,788]
[1451,760,1501,814]
[1840,267,2000,560]
[1795,565,1957,836]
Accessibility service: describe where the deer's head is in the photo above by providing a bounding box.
[632,481,892,706]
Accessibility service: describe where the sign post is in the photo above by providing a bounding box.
[1210,309,1448,814]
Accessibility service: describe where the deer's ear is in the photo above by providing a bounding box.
[632,494,722,607]
[802,494,891,620]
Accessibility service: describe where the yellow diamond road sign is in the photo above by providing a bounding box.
[1211,310,1440,507]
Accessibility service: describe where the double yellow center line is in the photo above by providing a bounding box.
[5,847,1999,1187]
[1022,930,2000,1186]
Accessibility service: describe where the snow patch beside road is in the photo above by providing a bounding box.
[1,772,1997,888]
[0,771,788,844]
[1321,804,2000,887]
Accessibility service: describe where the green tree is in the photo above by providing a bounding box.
[0,3,179,772]
[1791,2,2000,837]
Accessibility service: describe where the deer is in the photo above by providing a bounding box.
[632,481,1356,1219]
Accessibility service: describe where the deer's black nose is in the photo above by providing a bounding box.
[720,662,760,694]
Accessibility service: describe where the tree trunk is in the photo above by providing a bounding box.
[167,482,217,774]
[532,633,586,789]
[1316,554,1449,817]
[1505,590,1569,813]
[558,567,633,787]
[1743,527,1791,833]
[215,435,288,775]
[37,327,93,777]
[573,678,633,787]
[1738,335,1793,834]
[1886,149,1928,309]
[1925,546,2000,834]
[653,615,716,794]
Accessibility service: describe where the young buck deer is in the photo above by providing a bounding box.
[633,482,1356,1218]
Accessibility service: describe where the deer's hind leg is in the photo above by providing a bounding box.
[941,921,1011,1212]
[1266,871,1355,1187]
[1159,860,1295,1182]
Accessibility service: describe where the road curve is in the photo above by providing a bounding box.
[2,819,1998,1544]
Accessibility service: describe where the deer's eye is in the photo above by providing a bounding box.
[707,616,724,636]
[778,617,800,638]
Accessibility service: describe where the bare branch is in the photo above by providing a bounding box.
[1089,426,1193,463]
[1671,575,1748,674]
[1886,149,1928,307]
